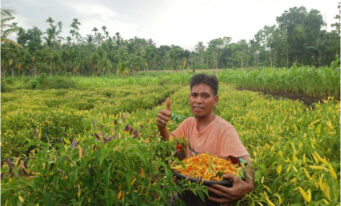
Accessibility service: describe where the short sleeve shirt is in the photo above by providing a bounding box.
[170,116,249,159]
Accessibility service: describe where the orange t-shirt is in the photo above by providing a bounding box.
[171,116,249,159]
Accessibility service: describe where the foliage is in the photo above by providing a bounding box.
[1,74,78,92]
[219,66,340,99]
[3,66,339,100]
[1,72,339,205]
[1,82,182,157]
[1,129,207,205]
[0,8,22,48]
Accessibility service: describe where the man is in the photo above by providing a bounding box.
[157,74,254,205]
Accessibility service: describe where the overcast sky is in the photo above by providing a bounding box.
[2,0,339,51]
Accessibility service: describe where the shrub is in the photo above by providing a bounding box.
[1,134,206,205]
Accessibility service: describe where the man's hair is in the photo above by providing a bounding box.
[190,74,218,95]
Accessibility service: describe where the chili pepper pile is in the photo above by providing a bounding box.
[171,153,239,181]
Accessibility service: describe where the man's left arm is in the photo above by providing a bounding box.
[207,155,254,204]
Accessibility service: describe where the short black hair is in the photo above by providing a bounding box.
[190,74,218,95]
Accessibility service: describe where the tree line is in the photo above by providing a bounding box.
[1,6,340,77]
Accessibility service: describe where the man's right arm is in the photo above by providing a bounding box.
[156,98,171,141]
[157,124,170,141]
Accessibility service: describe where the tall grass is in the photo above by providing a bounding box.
[218,66,340,99]
[2,67,339,99]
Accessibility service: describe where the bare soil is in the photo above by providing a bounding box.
[236,88,322,107]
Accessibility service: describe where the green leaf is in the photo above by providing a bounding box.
[104,163,112,186]
[105,188,114,206]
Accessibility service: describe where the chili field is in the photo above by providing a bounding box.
[1,67,340,205]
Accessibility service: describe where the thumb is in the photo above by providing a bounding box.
[166,98,171,111]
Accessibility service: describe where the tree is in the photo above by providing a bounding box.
[276,6,325,66]
[0,8,22,48]
[113,32,122,48]
[70,18,81,44]
[234,40,250,69]
[143,43,156,71]
[195,41,206,67]
[45,17,63,48]
[270,27,287,67]
[331,2,340,35]
[13,27,43,77]
[207,37,231,69]
[44,17,63,76]
[102,26,109,39]
[156,45,171,70]
[168,45,185,71]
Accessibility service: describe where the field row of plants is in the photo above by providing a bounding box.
[2,72,340,205]
[2,66,340,100]
[2,83,182,157]
[219,66,340,99]
[1,72,190,92]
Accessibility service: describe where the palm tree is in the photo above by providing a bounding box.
[102,26,109,39]
[1,8,22,48]
[70,18,81,43]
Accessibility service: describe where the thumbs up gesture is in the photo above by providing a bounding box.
[157,98,171,128]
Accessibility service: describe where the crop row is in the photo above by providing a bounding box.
[219,66,340,99]
[3,66,340,100]
[1,84,182,157]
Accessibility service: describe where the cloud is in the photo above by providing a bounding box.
[63,1,139,38]
[14,14,30,29]
[3,0,339,50]
[64,2,117,20]
[145,0,339,50]
[142,0,279,49]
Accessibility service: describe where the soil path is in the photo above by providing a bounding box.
[236,88,322,107]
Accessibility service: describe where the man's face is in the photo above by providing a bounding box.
[189,83,218,119]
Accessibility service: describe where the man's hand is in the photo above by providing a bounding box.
[208,173,253,204]
[157,98,171,128]
[157,98,171,140]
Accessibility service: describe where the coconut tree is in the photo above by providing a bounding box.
[1,8,22,48]
[1,8,23,77]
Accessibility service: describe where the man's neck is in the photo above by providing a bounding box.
[195,113,216,132]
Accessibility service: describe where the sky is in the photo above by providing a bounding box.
[2,0,340,51]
